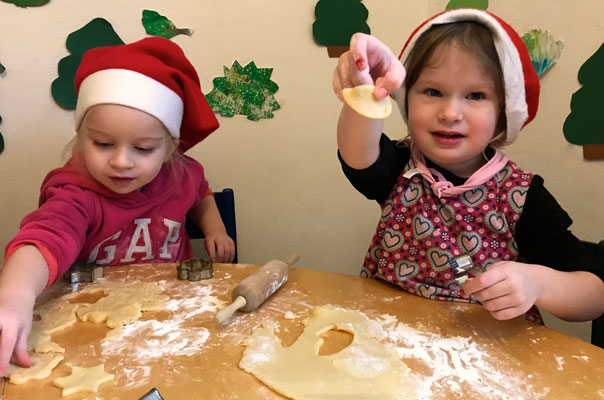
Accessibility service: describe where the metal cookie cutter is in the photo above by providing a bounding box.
[138,387,165,400]
[177,259,213,281]
[451,255,486,286]
[63,262,104,284]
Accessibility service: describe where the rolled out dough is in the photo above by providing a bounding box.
[240,304,417,399]
[342,84,393,119]
[54,364,114,397]
[5,353,64,384]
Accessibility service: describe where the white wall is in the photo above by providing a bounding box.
[0,0,602,339]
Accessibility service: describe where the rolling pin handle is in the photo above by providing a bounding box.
[215,295,247,323]
[285,254,300,266]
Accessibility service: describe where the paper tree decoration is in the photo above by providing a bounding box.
[51,18,124,110]
[445,0,488,9]
[206,61,280,121]
[522,29,563,78]
[563,43,604,160]
[313,0,370,58]
[0,61,5,73]
[142,10,193,39]
[0,114,4,155]
[0,0,50,7]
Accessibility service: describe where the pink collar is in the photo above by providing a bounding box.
[403,142,509,198]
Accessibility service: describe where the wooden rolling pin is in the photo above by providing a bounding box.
[215,254,299,323]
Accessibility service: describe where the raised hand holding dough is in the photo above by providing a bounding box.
[240,305,416,399]
[342,84,392,119]
[54,364,114,397]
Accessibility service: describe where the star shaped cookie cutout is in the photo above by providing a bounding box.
[54,364,114,396]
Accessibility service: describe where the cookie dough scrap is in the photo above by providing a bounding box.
[342,84,392,119]
[5,353,64,384]
[54,364,114,397]
[240,304,417,400]
[72,281,169,330]
[28,321,65,353]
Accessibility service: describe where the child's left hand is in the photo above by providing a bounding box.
[462,261,543,320]
[203,232,235,263]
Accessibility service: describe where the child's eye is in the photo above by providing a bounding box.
[135,147,155,154]
[425,88,442,97]
[93,141,113,148]
[467,92,484,100]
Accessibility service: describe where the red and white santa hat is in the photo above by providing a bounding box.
[74,37,219,152]
[393,8,540,144]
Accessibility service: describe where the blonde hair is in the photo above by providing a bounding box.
[403,21,507,147]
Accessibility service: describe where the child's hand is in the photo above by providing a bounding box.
[332,33,405,101]
[204,232,235,263]
[0,290,36,376]
[462,261,543,320]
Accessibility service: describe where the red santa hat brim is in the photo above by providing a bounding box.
[394,9,539,144]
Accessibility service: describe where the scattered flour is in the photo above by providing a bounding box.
[102,282,222,361]
[375,314,550,400]
[555,356,565,370]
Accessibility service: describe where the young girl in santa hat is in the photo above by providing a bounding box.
[0,37,234,375]
[334,9,604,323]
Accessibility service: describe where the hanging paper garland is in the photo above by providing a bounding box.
[51,18,124,109]
[206,61,280,121]
[142,10,193,39]
[522,29,563,78]
[0,0,50,7]
[445,0,488,10]
[312,0,370,58]
[563,43,604,160]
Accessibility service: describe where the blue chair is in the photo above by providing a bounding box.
[185,188,238,263]
[580,240,604,349]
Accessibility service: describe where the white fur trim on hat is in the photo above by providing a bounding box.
[394,9,529,143]
[74,69,184,138]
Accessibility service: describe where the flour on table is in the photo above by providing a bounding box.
[240,304,417,400]
[375,314,550,400]
[4,353,64,384]
[102,282,221,362]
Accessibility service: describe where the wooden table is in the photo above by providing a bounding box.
[3,263,604,399]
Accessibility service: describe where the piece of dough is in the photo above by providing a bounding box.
[342,85,392,119]
[28,321,65,353]
[5,353,64,384]
[53,364,114,397]
[72,281,169,330]
[240,305,416,399]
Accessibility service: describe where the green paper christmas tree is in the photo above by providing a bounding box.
[206,61,280,121]
[313,0,370,58]
[0,0,50,7]
[445,0,488,10]
[563,43,604,159]
[142,10,193,39]
[51,18,124,109]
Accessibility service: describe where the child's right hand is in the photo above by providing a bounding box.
[332,33,406,102]
[0,289,36,376]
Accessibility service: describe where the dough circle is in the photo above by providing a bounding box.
[240,305,416,399]
[342,85,393,119]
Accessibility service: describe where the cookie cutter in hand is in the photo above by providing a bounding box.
[451,255,486,286]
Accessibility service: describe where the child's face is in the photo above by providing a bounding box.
[78,104,175,194]
[407,44,503,177]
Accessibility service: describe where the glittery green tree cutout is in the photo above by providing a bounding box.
[445,0,488,9]
[0,62,5,74]
[563,43,604,160]
[0,0,50,7]
[51,18,124,109]
[142,10,193,39]
[206,61,280,121]
[313,0,370,58]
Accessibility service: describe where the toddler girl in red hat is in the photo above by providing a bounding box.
[334,9,604,323]
[0,37,234,374]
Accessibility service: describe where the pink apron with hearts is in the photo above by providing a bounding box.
[362,160,543,323]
